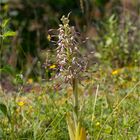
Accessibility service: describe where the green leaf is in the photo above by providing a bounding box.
[0,103,11,122]
[66,113,75,140]
[1,19,10,28]
[0,103,8,117]
[2,31,16,38]
[104,125,112,134]
[0,65,15,75]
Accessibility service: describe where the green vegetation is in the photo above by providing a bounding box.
[0,0,140,140]
[0,67,140,139]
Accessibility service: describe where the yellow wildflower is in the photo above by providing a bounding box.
[95,122,100,127]
[112,70,119,75]
[49,64,56,69]
[47,34,51,41]
[17,101,25,107]
[27,78,33,84]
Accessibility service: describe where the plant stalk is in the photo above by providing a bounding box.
[72,77,79,126]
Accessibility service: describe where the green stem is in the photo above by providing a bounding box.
[72,77,78,126]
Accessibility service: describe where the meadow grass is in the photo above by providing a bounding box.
[0,13,140,140]
[0,66,140,140]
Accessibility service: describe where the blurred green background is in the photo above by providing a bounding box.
[0,0,140,81]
